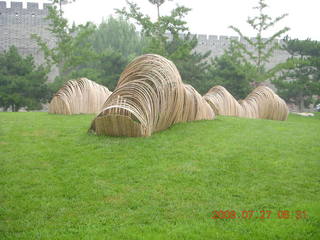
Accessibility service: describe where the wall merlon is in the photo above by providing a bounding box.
[189,34,196,39]
[229,36,238,41]
[43,3,51,9]
[208,35,218,41]
[219,35,229,41]
[27,2,39,10]
[198,34,208,42]
[0,1,6,9]
[163,34,286,50]
[11,2,22,9]
[0,1,48,12]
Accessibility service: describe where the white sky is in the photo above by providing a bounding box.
[5,0,320,40]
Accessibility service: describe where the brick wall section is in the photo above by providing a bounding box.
[0,1,57,78]
[0,1,290,77]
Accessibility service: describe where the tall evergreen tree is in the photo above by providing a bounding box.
[272,38,320,111]
[91,16,144,58]
[33,5,129,92]
[208,42,256,99]
[0,46,49,111]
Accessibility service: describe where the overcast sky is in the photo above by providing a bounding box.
[6,0,320,40]
[62,0,320,40]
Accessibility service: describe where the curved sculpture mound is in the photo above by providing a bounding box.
[49,78,112,115]
[203,85,289,121]
[90,54,288,137]
[90,54,214,137]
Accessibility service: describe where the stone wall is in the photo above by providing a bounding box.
[167,33,290,69]
[0,1,57,78]
[0,1,290,78]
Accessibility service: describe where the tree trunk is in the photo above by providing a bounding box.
[157,5,160,20]
[59,1,63,16]
[298,91,304,112]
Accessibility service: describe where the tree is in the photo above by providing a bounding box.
[34,5,138,92]
[148,0,166,19]
[229,0,290,86]
[0,46,49,111]
[208,42,256,99]
[167,34,211,94]
[272,38,320,111]
[52,0,76,16]
[91,16,144,58]
[117,1,211,93]
[62,49,129,91]
[33,5,97,79]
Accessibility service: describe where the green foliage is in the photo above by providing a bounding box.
[70,49,129,91]
[34,6,133,92]
[117,1,191,54]
[272,38,320,111]
[166,34,211,94]
[229,0,290,85]
[91,16,144,58]
[52,0,76,15]
[117,1,211,93]
[0,46,49,111]
[32,6,97,77]
[48,49,129,93]
[0,112,319,239]
[208,43,256,99]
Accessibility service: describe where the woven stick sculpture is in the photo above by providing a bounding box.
[49,78,112,115]
[90,54,288,137]
[90,54,214,137]
[203,85,289,121]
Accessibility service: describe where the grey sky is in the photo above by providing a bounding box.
[63,0,320,40]
[5,0,320,40]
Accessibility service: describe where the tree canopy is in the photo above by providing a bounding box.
[0,46,49,111]
[229,0,290,86]
[91,16,144,58]
[33,6,138,92]
[272,38,320,111]
[208,43,257,99]
[117,1,211,93]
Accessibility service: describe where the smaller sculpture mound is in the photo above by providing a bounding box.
[49,78,112,115]
[203,85,289,121]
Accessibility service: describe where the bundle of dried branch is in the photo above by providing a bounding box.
[203,85,289,121]
[90,54,214,137]
[49,78,112,115]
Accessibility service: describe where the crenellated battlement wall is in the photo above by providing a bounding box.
[0,1,58,81]
[0,1,290,75]
[0,1,51,15]
[0,1,51,29]
[165,33,290,69]
[0,1,54,63]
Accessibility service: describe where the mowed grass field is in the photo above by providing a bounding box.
[0,112,319,239]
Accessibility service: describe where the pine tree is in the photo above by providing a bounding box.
[272,38,320,111]
[0,46,49,111]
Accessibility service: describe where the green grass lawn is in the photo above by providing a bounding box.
[0,112,319,239]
